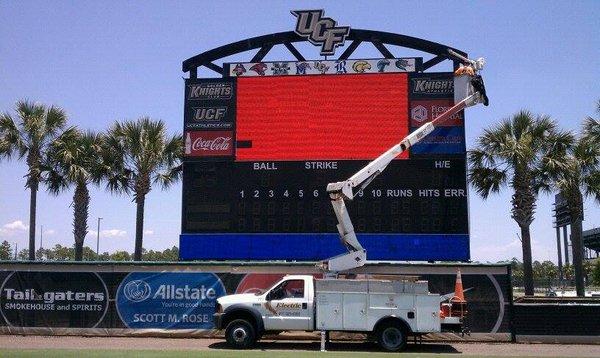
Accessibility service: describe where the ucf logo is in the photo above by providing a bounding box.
[292,10,350,56]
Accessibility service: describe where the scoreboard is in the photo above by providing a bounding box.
[180,59,469,261]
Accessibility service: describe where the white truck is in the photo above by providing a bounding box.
[214,274,463,351]
[214,52,488,351]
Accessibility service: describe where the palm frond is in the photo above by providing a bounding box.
[44,166,70,195]
[583,171,600,204]
[0,112,26,159]
[468,166,508,199]
[153,164,182,190]
[161,133,183,168]
[17,100,46,143]
[44,106,68,137]
[512,110,534,140]
[583,116,600,144]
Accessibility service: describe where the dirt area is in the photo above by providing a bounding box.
[0,335,599,357]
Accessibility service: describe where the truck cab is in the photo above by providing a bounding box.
[214,275,315,348]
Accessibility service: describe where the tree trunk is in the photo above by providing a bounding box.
[521,225,534,296]
[134,195,145,261]
[73,182,90,261]
[28,181,38,261]
[567,189,585,297]
[571,216,585,297]
[74,243,84,261]
[511,166,536,296]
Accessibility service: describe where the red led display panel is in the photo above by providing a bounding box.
[236,73,409,161]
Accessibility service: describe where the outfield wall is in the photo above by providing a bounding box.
[0,261,511,340]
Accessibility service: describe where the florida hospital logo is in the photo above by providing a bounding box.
[411,105,428,123]
[292,10,350,56]
[123,280,152,302]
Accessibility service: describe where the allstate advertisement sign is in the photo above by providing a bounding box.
[116,272,226,329]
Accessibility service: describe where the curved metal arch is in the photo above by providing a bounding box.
[182,29,468,77]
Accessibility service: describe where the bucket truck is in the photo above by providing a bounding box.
[213,53,488,351]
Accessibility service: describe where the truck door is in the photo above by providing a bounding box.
[263,278,312,331]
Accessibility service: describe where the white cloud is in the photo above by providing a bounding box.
[4,220,28,231]
[43,229,55,235]
[144,230,154,235]
[471,237,522,263]
[86,229,127,239]
[0,220,28,237]
[102,229,127,238]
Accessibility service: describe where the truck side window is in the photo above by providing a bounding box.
[269,280,304,300]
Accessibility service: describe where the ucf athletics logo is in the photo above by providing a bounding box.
[292,10,350,56]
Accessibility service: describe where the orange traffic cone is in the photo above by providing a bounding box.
[450,268,467,320]
[453,269,466,303]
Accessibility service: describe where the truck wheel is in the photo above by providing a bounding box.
[225,319,256,349]
[376,322,407,352]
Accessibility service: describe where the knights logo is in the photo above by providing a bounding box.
[377,59,390,73]
[296,62,311,75]
[352,60,371,73]
[232,64,246,76]
[250,63,267,76]
[271,62,291,75]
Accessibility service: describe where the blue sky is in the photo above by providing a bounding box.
[0,1,598,262]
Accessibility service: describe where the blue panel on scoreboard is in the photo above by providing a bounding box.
[179,233,470,261]
[410,126,466,155]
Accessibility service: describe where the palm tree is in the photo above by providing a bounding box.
[544,104,600,296]
[102,117,182,261]
[468,110,571,295]
[0,100,71,260]
[584,100,600,141]
[44,129,104,261]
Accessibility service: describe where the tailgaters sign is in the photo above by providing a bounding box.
[0,271,109,328]
[116,272,226,329]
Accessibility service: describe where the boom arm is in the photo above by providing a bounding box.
[321,63,488,273]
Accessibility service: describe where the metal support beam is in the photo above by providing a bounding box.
[453,61,461,71]
[204,62,223,74]
[284,42,305,61]
[563,225,570,265]
[556,226,563,280]
[372,41,394,59]
[251,44,273,63]
[189,67,197,79]
[338,40,361,60]
[422,55,446,71]
[183,29,468,74]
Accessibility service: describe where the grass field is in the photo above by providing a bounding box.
[0,349,573,358]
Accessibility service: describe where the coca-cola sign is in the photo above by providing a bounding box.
[185,131,234,158]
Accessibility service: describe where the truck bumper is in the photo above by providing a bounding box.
[441,316,464,333]
[213,313,224,330]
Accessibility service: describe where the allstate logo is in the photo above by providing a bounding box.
[123,280,151,302]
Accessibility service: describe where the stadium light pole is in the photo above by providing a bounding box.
[96,217,103,258]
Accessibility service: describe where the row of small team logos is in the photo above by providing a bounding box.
[226,58,420,77]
